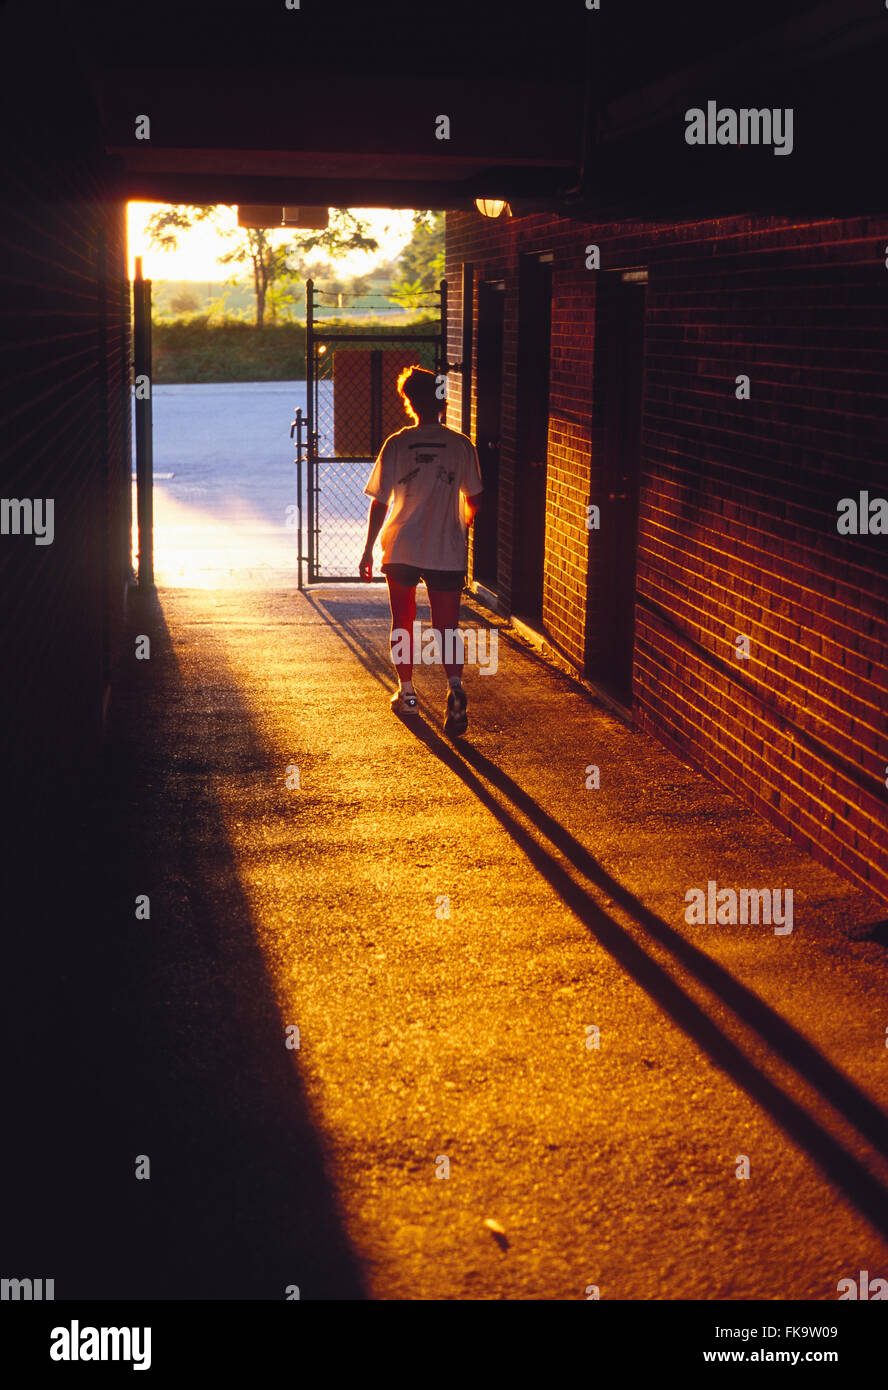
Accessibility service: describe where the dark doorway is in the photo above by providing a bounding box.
[473,278,504,590]
[514,253,552,624]
[590,268,647,705]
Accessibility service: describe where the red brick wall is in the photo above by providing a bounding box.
[445,209,888,901]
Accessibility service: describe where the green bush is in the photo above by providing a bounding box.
[151,315,440,384]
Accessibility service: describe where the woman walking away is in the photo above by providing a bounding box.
[359,365,483,737]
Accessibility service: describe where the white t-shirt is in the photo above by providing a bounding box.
[363,422,483,570]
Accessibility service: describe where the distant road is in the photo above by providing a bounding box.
[138,381,367,586]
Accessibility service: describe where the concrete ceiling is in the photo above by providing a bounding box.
[2,0,885,218]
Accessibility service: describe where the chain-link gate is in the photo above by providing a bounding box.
[291,278,447,583]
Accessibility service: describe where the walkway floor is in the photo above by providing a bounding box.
[7,581,888,1300]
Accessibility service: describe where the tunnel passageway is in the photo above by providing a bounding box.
[16,578,885,1299]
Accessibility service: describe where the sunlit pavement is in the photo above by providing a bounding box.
[82,579,888,1300]
[132,380,364,589]
[131,381,306,589]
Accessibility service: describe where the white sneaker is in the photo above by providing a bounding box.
[391,690,419,714]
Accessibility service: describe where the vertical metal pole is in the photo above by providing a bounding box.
[121,242,134,584]
[290,407,304,591]
[133,256,154,587]
[305,278,315,583]
[438,276,448,377]
[95,226,111,687]
[143,271,154,585]
[296,448,303,590]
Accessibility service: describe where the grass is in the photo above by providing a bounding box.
[152,314,440,384]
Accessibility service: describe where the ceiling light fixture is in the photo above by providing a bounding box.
[474,199,510,219]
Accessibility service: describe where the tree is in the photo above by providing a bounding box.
[144,206,379,328]
[168,287,201,314]
[388,277,427,310]
[389,210,445,306]
[291,260,373,310]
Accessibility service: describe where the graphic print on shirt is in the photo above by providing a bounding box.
[402,441,445,481]
[363,422,484,571]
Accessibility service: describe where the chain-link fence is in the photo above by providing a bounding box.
[307,284,443,580]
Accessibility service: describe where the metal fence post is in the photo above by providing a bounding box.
[132,256,154,587]
[290,406,305,590]
[305,278,315,583]
[439,276,448,378]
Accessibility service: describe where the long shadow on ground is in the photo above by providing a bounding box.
[2,587,366,1300]
[307,590,888,1244]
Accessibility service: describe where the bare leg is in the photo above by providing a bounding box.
[385,575,418,686]
[427,587,463,682]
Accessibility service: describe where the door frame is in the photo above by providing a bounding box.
[512,250,554,626]
[586,265,648,708]
[472,276,505,592]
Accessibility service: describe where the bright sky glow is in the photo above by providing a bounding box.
[126,203,418,281]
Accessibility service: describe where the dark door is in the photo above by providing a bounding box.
[593,270,647,704]
[473,279,504,589]
[514,254,552,624]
